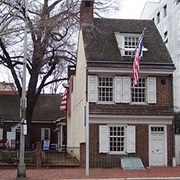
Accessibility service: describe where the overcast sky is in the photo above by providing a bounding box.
[117,0,159,19]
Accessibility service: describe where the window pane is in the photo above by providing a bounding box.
[109,126,125,152]
[131,78,146,103]
[98,77,113,102]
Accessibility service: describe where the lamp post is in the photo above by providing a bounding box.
[17,0,28,177]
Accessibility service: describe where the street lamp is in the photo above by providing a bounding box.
[17,0,28,177]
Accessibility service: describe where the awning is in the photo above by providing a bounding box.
[54,117,66,124]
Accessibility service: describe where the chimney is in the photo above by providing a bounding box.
[80,0,94,25]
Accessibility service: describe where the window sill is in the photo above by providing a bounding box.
[130,102,148,105]
[108,152,127,155]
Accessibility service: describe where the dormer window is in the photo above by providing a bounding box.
[124,36,139,56]
[115,33,142,57]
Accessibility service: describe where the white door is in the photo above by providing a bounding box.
[149,126,167,166]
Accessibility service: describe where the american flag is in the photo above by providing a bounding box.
[60,89,68,113]
[133,28,146,86]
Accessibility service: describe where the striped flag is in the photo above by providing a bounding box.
[60,90,68,113]
[133,28,146,86]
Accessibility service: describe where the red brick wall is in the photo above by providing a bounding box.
[80,1,94,24]
[80,124,173,168]
[156,76,173,107]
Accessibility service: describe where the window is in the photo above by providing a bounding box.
[157,12,160,24]
[98,77,113,102]
[164,31,168,43]
[124,36,139,56]
[163,5,167,17]
[88,75,156,104]
[41,128,50,141]
[151,126,164,133]
[131,78,146,103]
[99,125,136,154]
[110,126,125,152]
[114,33,141,57]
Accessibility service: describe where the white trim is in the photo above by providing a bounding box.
[149,125,167,166]
[89,114,173,124]
[87,67,174,75]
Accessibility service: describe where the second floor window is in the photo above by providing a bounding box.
[98,77,113,102]
[88,75,156,104]
[131,78,146,103]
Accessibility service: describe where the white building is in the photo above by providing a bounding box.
[141,0,180,110]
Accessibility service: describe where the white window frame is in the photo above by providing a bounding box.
[99,125,136,154]
[131,77,156,104]
[97,76,114,103]
[41,128,51,141]
[131,77,147,104]
[109,125,126,154]
[115,33,142,57]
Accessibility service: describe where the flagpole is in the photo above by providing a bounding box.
[133,27,146,86]
[85,101,89,176]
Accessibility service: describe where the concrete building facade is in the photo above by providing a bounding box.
[141,0,180,110]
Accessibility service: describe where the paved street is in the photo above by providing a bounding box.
[1,166,180,180]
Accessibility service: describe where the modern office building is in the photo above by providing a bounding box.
[141,0,180,110]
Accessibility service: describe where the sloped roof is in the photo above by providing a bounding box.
[0,94,62,122]
[82,18,173,67]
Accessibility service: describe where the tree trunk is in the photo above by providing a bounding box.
[25,94,38,150]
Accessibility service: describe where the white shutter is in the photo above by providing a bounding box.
[88,75,98,102]
[127,126,136,153]
[123,77,131,103]
[115,76,123,103]
[147,77,156,104]
[99,125,109,153]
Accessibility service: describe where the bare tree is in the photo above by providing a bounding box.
[0,0,121,148]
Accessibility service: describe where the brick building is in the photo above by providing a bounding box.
[66,0,175,168]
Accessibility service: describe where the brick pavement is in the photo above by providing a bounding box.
[0,166,180,180]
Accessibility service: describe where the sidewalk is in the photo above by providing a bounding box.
[0,166,180,180]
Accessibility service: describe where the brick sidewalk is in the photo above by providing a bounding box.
[0,166,180,179]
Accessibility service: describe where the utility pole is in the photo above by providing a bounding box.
[17,0,28,177]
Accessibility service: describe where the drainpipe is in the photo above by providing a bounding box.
[172,74,176,167]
